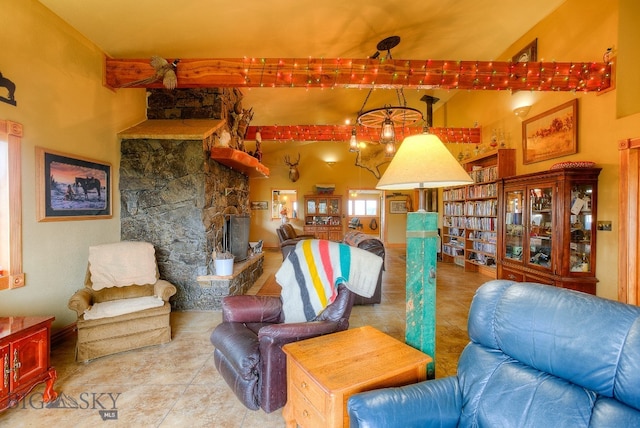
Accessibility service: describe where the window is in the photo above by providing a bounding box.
[0,120,24,290]
[348,199,378,216]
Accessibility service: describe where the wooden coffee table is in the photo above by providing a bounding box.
[282,325,432,427]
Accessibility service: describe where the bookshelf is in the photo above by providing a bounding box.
[442,149,515,277]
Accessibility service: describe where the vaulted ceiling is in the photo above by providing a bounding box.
[39,0,570,134]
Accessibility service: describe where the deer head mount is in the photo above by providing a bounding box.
[284,153,300,182]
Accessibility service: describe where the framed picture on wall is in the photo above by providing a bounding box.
[36,147,112,221]
[389,200,408,214]
[522,99,578,164]
[250,201,268,210]
[512,38,538,63]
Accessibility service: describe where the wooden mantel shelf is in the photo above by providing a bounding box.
[118,119,225,140]
[210,147,269,178]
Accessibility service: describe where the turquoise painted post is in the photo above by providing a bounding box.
[405,211,438,379]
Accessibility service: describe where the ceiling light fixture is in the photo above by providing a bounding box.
[355,36,423,156]
[349,128,359,152]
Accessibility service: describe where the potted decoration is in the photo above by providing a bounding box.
[212,249,234,276]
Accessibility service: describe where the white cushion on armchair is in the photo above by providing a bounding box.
[83,295,165,320]
[88,241,158,290]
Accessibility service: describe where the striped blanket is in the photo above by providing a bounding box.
[275,239,383,323]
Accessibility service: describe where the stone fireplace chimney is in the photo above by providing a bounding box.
[118,88,264,310]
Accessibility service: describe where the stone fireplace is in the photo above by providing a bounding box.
[119,89,265,310]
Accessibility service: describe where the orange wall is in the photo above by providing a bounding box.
[0,0,147,328]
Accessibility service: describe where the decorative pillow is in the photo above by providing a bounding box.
[550,161,595,170]
[89,241,158,290]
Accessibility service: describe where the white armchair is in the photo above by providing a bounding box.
[68,241,177,362]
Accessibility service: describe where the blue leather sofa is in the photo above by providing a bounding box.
[348,280,640,427]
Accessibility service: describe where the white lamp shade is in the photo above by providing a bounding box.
[377,133,473,190]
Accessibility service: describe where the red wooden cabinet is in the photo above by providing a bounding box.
[0,316,57,411]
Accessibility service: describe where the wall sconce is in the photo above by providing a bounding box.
[511,91,535,120]
[326,161,336,167]
[513,105,532,120]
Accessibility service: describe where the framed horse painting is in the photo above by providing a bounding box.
[36,147,112,221]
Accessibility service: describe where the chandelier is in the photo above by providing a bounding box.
[351,36,423,156]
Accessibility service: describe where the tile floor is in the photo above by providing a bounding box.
[0,247,487,427]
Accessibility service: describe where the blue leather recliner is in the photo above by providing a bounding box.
[348,280,640,427]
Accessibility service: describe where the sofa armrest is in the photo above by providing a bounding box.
[154,279,177,302]
[296,233,316,239]
[279,238,301,260]
[221,295,284,323]
[347,377,462,428]
[68,288,93,317]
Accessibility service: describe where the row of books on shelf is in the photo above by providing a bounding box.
[469,165,499,183]
[466,216,496,231]
[444,216,466,228]
[468,230,497,243]
[446,227,464,237]
[446,237,464,248]
[444,202,464,216]
[444,216,496,230]
[442,187,465,201]
[443,245,465,257]
[464,200,497,217]
[470,241,496,254]
[467,182,498,199]
[444,182,498,204]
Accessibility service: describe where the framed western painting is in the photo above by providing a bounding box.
[389,200,408,214]
[36,147,112,221]
[250,201,268,210]
[522,99,578,164]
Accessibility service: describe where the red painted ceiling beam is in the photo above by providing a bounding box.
[245,125,481,144]
[105,57,613,92]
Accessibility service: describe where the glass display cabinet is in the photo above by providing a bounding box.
[498,167,601,294]
[303,195,343,241]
